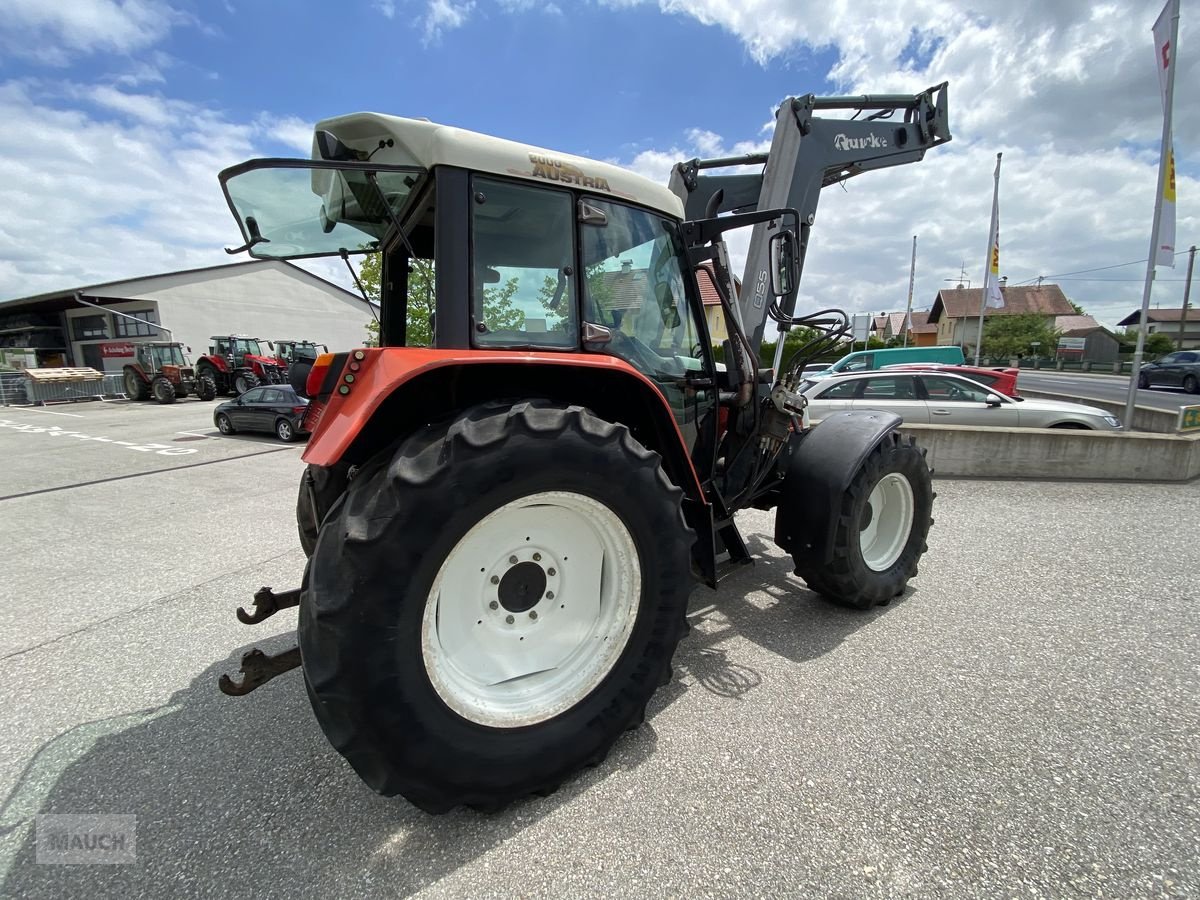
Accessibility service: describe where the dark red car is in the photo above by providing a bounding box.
[882,363,1021,397]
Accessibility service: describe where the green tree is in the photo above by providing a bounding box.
[1069,301,1086,315]
[980,313,1060,358]
[1119,328,1175,358]
[358,252,436,347]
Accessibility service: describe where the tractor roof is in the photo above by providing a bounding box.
[313,113,685,220]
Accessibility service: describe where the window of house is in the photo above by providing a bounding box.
[114,308,159,337]
[72,315,109,340]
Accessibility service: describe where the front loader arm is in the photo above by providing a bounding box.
[669,83,950,353]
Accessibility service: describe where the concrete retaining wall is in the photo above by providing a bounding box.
[897,423,1200,482]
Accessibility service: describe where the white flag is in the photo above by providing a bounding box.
[1153,0,1179,267]
[984,154,1004,308]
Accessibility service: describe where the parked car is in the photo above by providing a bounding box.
[882,363,1021,397]
[1137,351,1200,393]
[805,345,965,381]
[800,371,1121,430]
[213,385,309,442]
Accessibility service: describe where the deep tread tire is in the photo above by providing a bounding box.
[124,368,149,401]
[152,376,177,404]
[296,460,355,558]
[234,372,260,395]
[299,401,694,812]
[792,432,932,611]
[196,375,217,401]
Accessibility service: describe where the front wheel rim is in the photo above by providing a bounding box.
[217,415,230,433]
[859,472,915,572]
[278,422,291,439]
[421,490,640,729]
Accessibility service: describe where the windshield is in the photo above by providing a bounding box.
[146,345,185,367]
[234,339,263,357]
[221,161,425,259]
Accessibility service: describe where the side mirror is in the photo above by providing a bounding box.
[769,230,798,298]
[985,393,1002,407]
[267,342,275,350]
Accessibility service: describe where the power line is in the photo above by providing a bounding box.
[1008,246,1193,286]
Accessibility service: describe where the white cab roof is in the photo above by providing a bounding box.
[313,113,685,220]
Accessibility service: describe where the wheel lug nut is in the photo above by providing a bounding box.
[490,575,499,585]
[533,552,541,562]
[529,611,538,621]
[546,591,555,600]
[489,600,498,610]
[505,615,515,624]
[509,555,518,564]
[547,568,556,576]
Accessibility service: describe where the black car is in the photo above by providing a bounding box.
[214,385,309,442]
[1138,350,1200,393]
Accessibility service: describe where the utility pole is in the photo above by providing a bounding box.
[1178,245,1196,350]
[903,235,917,348]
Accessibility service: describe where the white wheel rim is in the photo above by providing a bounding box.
[421,490,640,728]
[279,422,291,438]
[859,472,915,572]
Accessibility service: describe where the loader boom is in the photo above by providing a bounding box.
[668,83,950,354]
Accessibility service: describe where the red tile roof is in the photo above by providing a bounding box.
[929,284,1075,321]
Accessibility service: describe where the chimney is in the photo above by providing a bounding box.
[621,259,632,273]
[999,276,1008,288]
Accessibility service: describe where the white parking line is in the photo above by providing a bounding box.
[176,431,210,438]
[18,407,84,418]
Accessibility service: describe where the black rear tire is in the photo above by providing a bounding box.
[275,418,296,442]
[792,432,932,611]
[1185,375,1199,395]
[300,401,693,812]
[124,368,149,401]
[297,461,355,558]
[152,376,177,404]
[1137,372,1150,389]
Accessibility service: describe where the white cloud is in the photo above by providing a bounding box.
[0,0,183,64]
[423,0,475,43]
[373,0,396,18]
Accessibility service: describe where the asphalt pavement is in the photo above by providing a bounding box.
[1019,371,1199,412]
[0,397,1196,898]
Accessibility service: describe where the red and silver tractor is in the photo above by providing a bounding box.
[122,342,216,404]
[194,335,284,396]
[216,84,951,813]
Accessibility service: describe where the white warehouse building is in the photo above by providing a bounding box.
[0,260,372,372]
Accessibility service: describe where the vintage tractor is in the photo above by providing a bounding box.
[216,84,951,812]
[194,335,284,396]
[122,342,216,404]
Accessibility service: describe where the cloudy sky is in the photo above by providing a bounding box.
[0,0,1195,328]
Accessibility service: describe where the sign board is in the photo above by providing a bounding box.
[1057,337,1087,351]
[100,342,136,358]
[1178,405,1200,433]
[851,314,872,343]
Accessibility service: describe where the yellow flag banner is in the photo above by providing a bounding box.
[1153,0,1179,267]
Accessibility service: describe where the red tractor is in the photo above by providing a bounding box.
[194,335,284,396]
[122,342,216,404]
[216,84,951,812]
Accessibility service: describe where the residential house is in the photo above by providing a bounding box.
[927,282,1076,354]
[694,262,739,343]
[1116,308,1200,349]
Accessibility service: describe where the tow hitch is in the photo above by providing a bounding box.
[218,585,302,696]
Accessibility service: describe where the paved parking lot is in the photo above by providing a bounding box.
[0,397,1196,898]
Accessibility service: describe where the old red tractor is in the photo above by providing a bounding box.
[122,342,216,404]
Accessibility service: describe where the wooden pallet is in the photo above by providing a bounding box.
[23,367,105,383]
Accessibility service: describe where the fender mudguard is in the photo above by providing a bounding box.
[773,410,903,567]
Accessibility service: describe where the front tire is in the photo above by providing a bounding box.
[233,372,260,395]
[152,376,177,404]
[300,401,693,812]
[196,375,217,401]
[1137,372,1150,389]
[792,432,932,610]
[215,412,235,434]
[1185,375,1199,395]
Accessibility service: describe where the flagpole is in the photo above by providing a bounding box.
[1125,0,1180,430]
[973,152,1002,366]
[903,235,917,348]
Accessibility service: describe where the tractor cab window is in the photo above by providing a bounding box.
[234,339,262,357]
[580,201,703,382]
[470,177,577,348]
[146,345,184,368]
